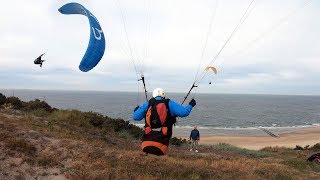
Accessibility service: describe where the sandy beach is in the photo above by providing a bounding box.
[176,127,320,150]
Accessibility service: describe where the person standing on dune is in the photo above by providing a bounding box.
[190,126,200,152]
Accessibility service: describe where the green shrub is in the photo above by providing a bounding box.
[0,93,6,105]
[128,125,143,139]
[310,143,320,150]
[62,110,92,128]
[49,110,88,128]
[6,96,23,109]
[292,144,319,151]
[170,137,187,146]
[86,111,106,127]
[109,118,129,132]
[294,145,304,150]
[24,99,52,112]
[107,118,143,139]
[49,110,143,139]
[2,103,14,109]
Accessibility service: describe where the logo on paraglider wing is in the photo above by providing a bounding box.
[92,27,103,40]
[88,12,103,40]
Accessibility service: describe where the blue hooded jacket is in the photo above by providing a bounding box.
[132,96,193,121]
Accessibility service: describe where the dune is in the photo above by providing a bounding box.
[177,127,320,150]
[193,127,320,150]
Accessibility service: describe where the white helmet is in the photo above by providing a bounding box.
[152,88,165,98]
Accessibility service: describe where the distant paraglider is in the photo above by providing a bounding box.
[34,53,45,67]
[205,66,217,85]
[58,2,106,72]
[205,66,218,75]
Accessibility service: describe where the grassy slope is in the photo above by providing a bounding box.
[0,109,319,179]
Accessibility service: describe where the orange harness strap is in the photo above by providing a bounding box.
[141,141,168,154]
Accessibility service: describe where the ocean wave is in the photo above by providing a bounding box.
[131,123,320,130]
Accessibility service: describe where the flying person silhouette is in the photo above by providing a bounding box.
[34,53,45,67]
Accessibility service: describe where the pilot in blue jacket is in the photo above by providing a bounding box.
[133,88,196,121]
[133,88,196,155]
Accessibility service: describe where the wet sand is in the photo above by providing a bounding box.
[175,127,320,150]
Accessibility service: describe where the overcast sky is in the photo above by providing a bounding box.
[0,0,319,95]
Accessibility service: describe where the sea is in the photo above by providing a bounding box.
[1,89,320,137]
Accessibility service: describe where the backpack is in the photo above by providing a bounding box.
[142,98,175,155]
[145,98,175,134]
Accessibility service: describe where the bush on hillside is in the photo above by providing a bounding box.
[294,143,320,151]
[310,143,320,150]
[24,99,53,112]
[1,94,143,140]
[110,118,130,132]
[79,110,143,139]
[2,103,14,109]
[6,96,23,109]
[108,118,143,139]
[170,137,187,146]
[294,145,304,150]
[126,124,143,139]
[83,111,105,128]
[0,93,6,105]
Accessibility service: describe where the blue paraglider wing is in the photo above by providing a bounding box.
[58,3,105,72]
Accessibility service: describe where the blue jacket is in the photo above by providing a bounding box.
[132,96,193,121]
[190,129,200,140]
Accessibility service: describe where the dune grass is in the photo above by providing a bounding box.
[18,109,320,179]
